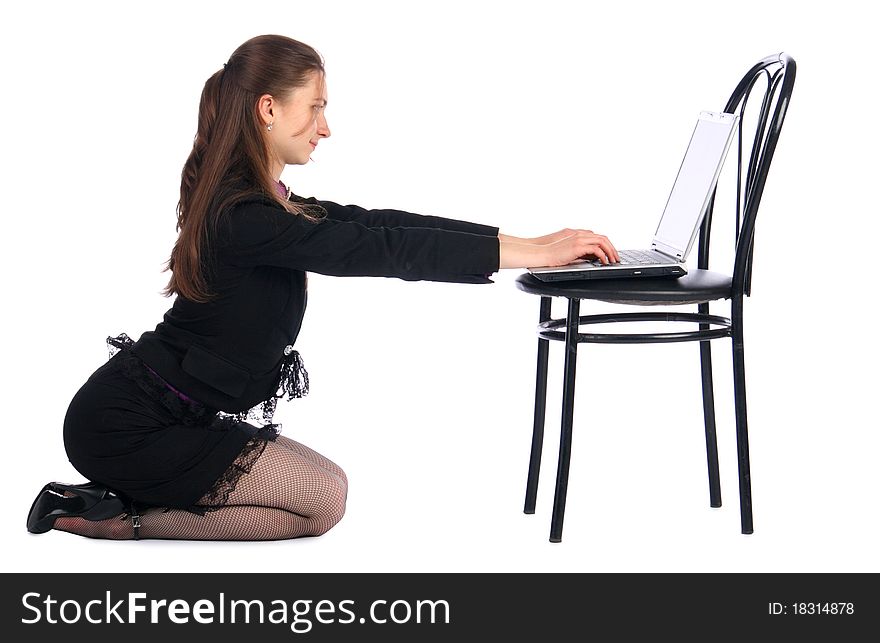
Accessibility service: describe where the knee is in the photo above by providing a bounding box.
[308,478,348,536]
[335,466,348,499]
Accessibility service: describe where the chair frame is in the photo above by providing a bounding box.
[518,53,796,542]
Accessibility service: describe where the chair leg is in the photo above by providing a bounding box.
[731,296,754,534]
[550,297,580,543]
[525,297,553,514]
[699,303,722,508]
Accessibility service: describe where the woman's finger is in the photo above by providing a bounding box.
[582,232,619,263]
[583,244,609,264]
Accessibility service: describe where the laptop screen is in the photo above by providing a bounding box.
[652,112,739,258]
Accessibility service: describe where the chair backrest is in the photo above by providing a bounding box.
[696,53,797,296]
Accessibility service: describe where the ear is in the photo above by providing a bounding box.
[257,94,275,126]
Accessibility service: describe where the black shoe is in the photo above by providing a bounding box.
[26,481,127,534]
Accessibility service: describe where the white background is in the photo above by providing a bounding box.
[1,0,877,572]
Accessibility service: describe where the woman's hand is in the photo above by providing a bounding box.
[526,228,581,246]
[498,230,619,269]
[539,230,620,266]
[499,229,575,246]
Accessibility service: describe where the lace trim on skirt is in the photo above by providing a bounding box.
[105,333,309,513]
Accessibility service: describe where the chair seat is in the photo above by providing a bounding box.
[515,269,733,305]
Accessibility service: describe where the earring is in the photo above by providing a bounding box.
[267,122,274,132]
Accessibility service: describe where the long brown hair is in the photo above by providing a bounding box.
[162,34,327,303]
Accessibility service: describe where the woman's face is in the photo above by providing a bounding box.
[263,71,330,175]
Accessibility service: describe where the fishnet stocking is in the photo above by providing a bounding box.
[275,435,348,489]
[51,439,347,541]
[54,505,327,541]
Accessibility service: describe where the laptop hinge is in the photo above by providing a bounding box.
[651,241,684,261]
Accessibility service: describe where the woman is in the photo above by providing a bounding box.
[26,34,619,541]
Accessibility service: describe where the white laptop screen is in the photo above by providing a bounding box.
[653,113,738,258]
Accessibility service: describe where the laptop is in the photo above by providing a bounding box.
[528,110,740,282]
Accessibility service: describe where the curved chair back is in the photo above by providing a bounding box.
[697,53,797,296]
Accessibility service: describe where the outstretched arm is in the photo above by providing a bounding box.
[314,198,499,237]
[286,193,619,270]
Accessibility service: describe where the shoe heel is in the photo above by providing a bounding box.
[26,484,63,534]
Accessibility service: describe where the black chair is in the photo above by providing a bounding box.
[516,53,796,542]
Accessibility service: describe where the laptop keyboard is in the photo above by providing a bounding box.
[590,249,671,266]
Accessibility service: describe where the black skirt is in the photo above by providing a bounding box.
[61,335,307,512]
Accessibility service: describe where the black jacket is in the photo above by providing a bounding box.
[131,194,501,412]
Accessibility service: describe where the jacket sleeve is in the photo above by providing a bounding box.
[217,201,500,284]
[293,194,500,237]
